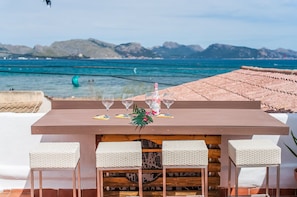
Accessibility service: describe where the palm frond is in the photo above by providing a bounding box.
[131,105,153,130]
[285,130,297,158]
[291,131,297,146]
[285,143,297,158]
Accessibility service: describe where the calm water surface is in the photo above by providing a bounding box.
[0,59,296,98]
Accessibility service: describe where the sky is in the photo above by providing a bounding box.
[1,0,297,50]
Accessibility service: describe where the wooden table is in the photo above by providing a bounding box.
[31,100,289,197]
[32,100,288,135]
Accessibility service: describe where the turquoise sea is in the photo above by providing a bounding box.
[0,59,296,98]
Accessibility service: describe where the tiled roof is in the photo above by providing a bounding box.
[135,66,297,112]
[0,91,44,113]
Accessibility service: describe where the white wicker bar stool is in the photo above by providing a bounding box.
[96,141,143,197]
[29,142,81,197]
[162,140,208,197]
[228,139,281,197]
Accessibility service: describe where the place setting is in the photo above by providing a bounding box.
[93,93,135,120]
[158,92,175,118]
[92,90,175,121]
[115,93,134,119]
[144,90,175,119]
[93,93,114,120]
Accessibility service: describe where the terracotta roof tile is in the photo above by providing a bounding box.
[135,66,297,113]
[0,91,44,113]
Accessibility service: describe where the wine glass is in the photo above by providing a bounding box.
[102,94,114,119]
[122,93,134,117]
[162,92,175,116]
[145,92,153,109]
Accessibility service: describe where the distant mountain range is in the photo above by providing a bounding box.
[1,38,297,59]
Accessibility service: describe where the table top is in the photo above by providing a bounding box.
[31,107,289,135]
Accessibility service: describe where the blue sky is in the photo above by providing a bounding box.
[1,0,297,50]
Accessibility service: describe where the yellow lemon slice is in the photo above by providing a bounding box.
[115,114,130,119]
[93,115,110,120]
[157,113,174,118]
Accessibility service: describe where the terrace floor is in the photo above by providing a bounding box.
[1,188,297,197]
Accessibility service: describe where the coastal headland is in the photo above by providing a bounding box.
[1,39,297,59]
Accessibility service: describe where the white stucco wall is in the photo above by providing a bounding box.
[0,112,296,191]
[0,112,97,191]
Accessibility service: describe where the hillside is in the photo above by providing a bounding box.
[0,39,297,59]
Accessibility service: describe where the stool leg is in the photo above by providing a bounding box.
[276,165,280,197]
[205,166,208,197]
[39,171,43,197]
[77,161,81,197]
[100,170,104,197]
[228,158,231,197]
[201,168,205,196]
[235,167,239,197]
[30,170,34,197]
[163,167,166,197]
[266,167,269,196]
[73,169,77,197]
[138,168,143,197]
[96,169,100,197]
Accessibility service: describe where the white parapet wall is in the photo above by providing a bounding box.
[0,112,97,191]
[0,112,296,191]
